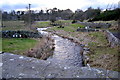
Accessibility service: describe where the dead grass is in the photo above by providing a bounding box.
[2,21,37,32]
[25,36,54,60]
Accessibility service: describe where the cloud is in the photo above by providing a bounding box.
[0,0,119,12]
[1,3,45,11]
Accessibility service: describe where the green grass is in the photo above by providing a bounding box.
[89,32,108,45]
[34,20,72,28]
[88,42,98,47]
[49,26,76,32]
[34,21,51,28]
[48,22,85,32]
[2,38,37,54]
[88,32,109,54]
[55,20,72,24]
[87,31,119,58]
[70,23,85,28]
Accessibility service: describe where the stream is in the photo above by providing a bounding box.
[37,28,84,68]
[2,28,119,78]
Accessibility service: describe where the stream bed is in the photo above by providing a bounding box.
[37,28,84,68]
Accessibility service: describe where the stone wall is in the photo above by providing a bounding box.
[77,21,111,28]
[1,30,42,38]
[105,30,120,47]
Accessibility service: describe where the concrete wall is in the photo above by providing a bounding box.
[105,30,120,47]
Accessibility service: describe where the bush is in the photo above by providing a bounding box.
[72,20,77,23]
[90,8,120,21]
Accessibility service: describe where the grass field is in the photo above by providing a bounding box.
[33,21,51,28]
[48,22,85,32]
[33,20,73,28]
[1,21,40,54]
[2,21,36,32]
[2,38,38,54]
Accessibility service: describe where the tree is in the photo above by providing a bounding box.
[73,9,84,20]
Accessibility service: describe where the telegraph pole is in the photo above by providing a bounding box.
[28,4,31,27]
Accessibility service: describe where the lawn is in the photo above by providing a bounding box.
[2,38,38,55]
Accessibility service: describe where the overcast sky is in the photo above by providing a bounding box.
[0,0,119,12]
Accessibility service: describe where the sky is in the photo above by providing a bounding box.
[0,0,119,12]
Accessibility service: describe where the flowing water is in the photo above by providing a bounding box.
[37,28,84,68]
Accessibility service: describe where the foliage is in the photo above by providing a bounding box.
[72,20,77,23]
[2,7,119,24]
[50,16,56,23]
[89,8,120,21]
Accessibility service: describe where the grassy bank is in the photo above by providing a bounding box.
[87,32,119,71]
[2,38,38,55]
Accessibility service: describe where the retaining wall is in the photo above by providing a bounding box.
[105,30,120,47]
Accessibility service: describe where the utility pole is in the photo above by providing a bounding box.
[28,4,31,27]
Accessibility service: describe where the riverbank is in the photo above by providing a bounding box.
[47,27,119,72]
[25,36,54,60]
